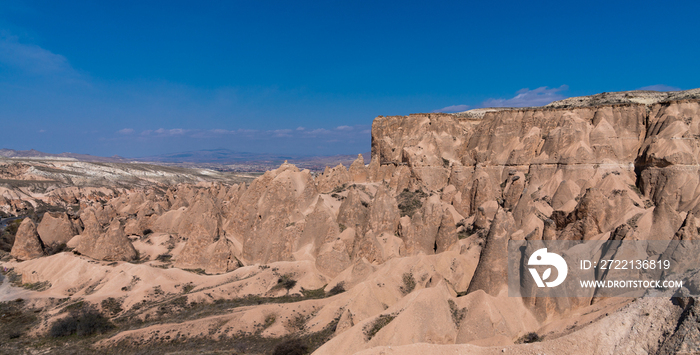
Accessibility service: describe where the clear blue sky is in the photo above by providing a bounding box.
[1,0,698,157]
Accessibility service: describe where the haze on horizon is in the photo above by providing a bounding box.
[0,0,698,158]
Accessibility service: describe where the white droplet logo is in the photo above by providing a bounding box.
[528,248,568,287]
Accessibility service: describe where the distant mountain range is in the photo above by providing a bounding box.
[0,148,371,171]
[0,148,129,163]
[138,149,302,164]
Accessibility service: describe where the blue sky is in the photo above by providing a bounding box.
[0,1,698,157]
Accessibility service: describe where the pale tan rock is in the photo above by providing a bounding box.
[400,195,443,255]
[551,179,580,211]
[368,185,400,235]
[175,194,223,268]
[440,184,457,204]
[203,237,241,274]
[468,169,496,215]
[77,219,137,262]
[376,232,405,260]
[388,165,412,194]
[337,188,369,233]
[467,208,515,296]
[10,218,44,261]
[313,283,460,355]
[37,211,77,247]
[435,209,457,253]
[296,198,339,251]
[177,193,220,241]
[316,238,352,278]
[502,172,525,210]
[367,157,381,182]
[348,154,369,183]
[123,209,152,236]
[316,164,350,193]
[352,230,385,264]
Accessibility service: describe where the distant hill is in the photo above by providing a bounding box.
[137,148,299,164]
[0,148,129,163]
[0,148,371,172]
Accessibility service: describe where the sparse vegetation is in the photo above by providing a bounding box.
[272,273,297,294]
[0,298,38,341]
[286,313,309,332]
[49,303,114,338]
[101,297,123,316]
[21,280,51,291]
[155,253,172,262]
[0,219,23,252]
[263,313,277,329]
[331,183,348,194]
[629,184,643,197]
[45,242,69,255]
[273,338,308,355]
[184,268,207,275]
[1,268,23,287]
[338,223,346,232]
[181,282,196,293]
[611,189,625,196]
[60,300,86,313]
[327,282,346,296]
[448,299,466,326]
[627,213,644,230]
[364,313,397,340]
[398,189,427,218]
[457,230,469,239]
[300,286,326,299]
[516,332,541,344]
[400,272,416,295]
